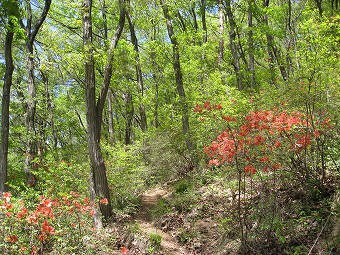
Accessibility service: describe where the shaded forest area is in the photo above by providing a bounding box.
[0,0,340,254]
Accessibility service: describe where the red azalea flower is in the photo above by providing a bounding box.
[6,235,18,243]
[121,246,128,254]
[99,198,109,205]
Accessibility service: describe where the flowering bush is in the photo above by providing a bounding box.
[194,101,332,182]
[0,191,96,254]
[194,100,336,249]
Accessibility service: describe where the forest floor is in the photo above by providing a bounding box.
[111,187,194,255]
[94,169,339,255]
[133,188,192,255]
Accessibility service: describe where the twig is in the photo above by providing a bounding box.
[308,214,331,255]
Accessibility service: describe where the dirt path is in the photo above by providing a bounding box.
[134,188,193,255]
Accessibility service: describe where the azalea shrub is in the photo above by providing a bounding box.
[194,101,334,186]
[194,99,336,249]
[0,191,95,254]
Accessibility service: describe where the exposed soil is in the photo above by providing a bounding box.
[132,188,193,255]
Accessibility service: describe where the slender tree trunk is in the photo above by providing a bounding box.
[82,0,125,226]
[20,0,51,186]
[225,0,243,90]
[248,0,256,89]
[124,92,134,145]
[315,0,323,17]
[217,0,225,70]
[191,6,198,32]
[263,0,288,83]
[100,0,115,145]
[83,0,112,227]
[286,0,294,76]
[126,10,147,132]
[41,71,58,148]
[153,79,160,128]
[0,25,15,195]
[107,89,115,144]
[24,42,37,186]
[160,0,194,154]
[201,0,207,43]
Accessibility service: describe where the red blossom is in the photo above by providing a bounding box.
[271,163,282,170]
[17,206,28,220]
[70,191,79,197]
[121,246,128,254]
[260,157,270,163]
[244,165,256,174]
[222,115,237,122]
[99,198,109,205]
[6,235,18,243]
[27,213,39,224]
[41,220,55,236]
[3,192,11,201]
[313,129,321,137]
[274,141,281,148]
[214,104,223,110]
[5,211,13,217]
[193,104,203,113]
[209,159,220,166]
[203,101,212,110]
[253,135,265,145]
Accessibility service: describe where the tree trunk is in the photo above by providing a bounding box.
[248,0,256,89]
[160,0,194,154]
[201,0,207,43]
[107,89,115,144]
[83,0,113,226]
[263,0,288,83]
[217,0,225,70]
[124,92,134,145]
[191,6,198,32]
[82,0,125,226]
[315,0,323,17]
[225,0,243,90]
[126,10,147,132]
[24,42,37,186]
[20,0,51,186]
[0,25,15,195]
[41,71,58,148]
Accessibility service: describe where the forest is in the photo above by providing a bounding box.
[0,0,339,254]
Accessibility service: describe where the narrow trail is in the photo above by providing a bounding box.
[133,188,193,255]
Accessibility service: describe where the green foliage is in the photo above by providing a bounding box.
[142,129,195,183]
[148,232,162,249]
[102,142,146,213]
[151,198,171,219]
[174,179,193,194]
[177,229,199,244]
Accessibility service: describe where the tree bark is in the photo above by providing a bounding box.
[107,89,115,144]
[41,71,58,148]
[124,92,134,145]
[225,0,243,90]
[83,0,111,226]
[0,22,15,195]
[82,0,125,226]
[160,0,194,154]
[263,0,288,83]
[201,0,207,43]
[217,0,225,70]
[315,0,323,17]
[248,0,256,89]
[20,0,52,186]
[126,9,147,132]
